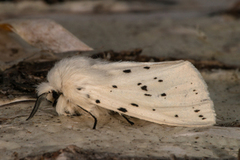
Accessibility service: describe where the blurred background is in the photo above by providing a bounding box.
[1,0,240,66]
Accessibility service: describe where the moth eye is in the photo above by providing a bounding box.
[52,90,59,99]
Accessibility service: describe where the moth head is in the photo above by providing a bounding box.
[26,82,62,121]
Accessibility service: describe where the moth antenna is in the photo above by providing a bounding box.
[121,114,134,125]
[77,105,97,129]
[26,93,48,121]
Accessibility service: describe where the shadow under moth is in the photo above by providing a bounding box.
[26,56,216,129]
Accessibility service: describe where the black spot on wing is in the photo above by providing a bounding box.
[96,100,100,104]
[77,88,82,90]
[154,77,157,79]
[123,69,131,73]
[141,85,148,91]
[158,79,163,82]
[137,83,142,86]
[112,85,118,88]
[144,94,152,97]
[198,114,206,120]
[143,66,150,69]
[161,93,166,97]
[152,109,156,111]
[194,109,200,112]
[130,103,139,107]
[175,115,178,118]
[118,107,128,113]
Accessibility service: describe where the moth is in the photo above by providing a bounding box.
[26,56,216,129]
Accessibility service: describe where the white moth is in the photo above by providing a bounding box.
[26,56,216,129]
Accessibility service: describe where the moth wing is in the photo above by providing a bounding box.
[88,60,215,127]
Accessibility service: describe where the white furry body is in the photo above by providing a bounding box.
[38,56,216,127]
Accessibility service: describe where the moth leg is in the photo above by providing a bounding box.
[77,105,97,129]
[121,114,134,125]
